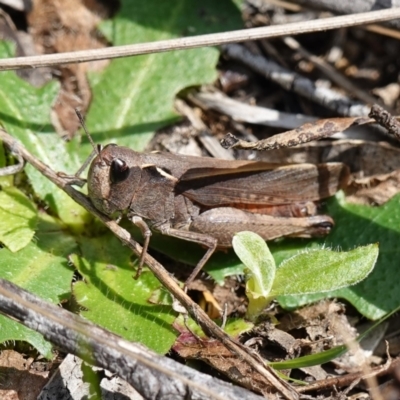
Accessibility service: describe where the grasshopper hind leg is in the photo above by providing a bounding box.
[158,226,218,290]
[190,207,333,248]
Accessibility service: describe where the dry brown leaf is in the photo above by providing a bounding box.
[347,170,400,205]
[221,116,373,151]
[0,350,51,400]
[173,332,273,396]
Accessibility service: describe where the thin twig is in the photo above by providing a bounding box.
[0,8,399,71]
[0,128,299,400]
[365,23,400,40]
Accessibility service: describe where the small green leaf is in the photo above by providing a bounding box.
[233,232,276,297]
[0,187,37,252]
[223,318,254,337]
[232,231,276,320]
[270,244,378,297]
[72,233,177,354]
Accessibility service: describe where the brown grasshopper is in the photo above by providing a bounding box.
[77,123,349,287]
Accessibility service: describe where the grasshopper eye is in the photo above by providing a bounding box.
[110,158,129,183]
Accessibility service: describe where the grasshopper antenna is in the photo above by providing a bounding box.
[74,109,103,178]
[75,109,101,155]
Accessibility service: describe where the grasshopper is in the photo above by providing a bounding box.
[80,128,348,287]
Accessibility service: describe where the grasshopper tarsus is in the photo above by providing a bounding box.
[131,215,152,276]
[57,171,87,187]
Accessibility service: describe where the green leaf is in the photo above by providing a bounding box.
[0,215,77,357]
[0,42,89,230]
[0,316,53,358]
[270,344,348,370]
[72,233,177,354]
[232,232,276,319]
[0,187,38,252]
[85,0,243,152]
[231,232,377,320]
[233,232,276,297]
[273,193,400,319]
[270,244,378,297]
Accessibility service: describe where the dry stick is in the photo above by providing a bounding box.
[0,279,265,400]
[288,0,400,30]
[223,43,370,117]
[189,91,317,129]
[0,8,400,71]
[190,91,380,141]
[257,0,400,39]
[0,129,298,400]
[368,104,400,142]
[282,36,380,107]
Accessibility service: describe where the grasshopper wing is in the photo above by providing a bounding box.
[177,162,349,207]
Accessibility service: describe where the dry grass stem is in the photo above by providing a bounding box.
[0,8,399,71]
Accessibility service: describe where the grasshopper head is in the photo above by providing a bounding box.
[87,144,142,217]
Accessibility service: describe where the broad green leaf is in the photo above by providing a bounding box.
[0,42,89,230]
[0,316,53,358]
[84,0,243,152]
[232,232,276,319]
[0,187,38,252]
[273,192,400,319]
[0,214,77,357]
[270,244,378,297]
[72,233,177,354]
